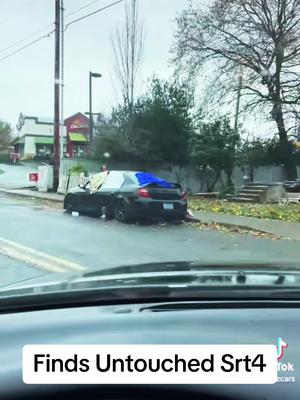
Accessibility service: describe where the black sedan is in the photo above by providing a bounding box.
[63,171,188,223]
[283,180,300,193]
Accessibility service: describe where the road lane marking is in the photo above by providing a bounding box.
[0,237,86,273]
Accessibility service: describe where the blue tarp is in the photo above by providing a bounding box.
[135,172,172,188]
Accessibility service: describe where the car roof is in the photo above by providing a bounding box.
[108,171,139,179]
[109,170,138,174]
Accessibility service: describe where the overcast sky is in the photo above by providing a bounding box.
[0,0,190,128]
[0,0,275,138]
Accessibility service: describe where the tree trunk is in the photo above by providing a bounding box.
[175,165,184,188]
[207,169,221,192]
[225,166,234,188]
[249,165,254,182]
[199,167,206,192]
[271,45,297,181]
[273,103,297,180]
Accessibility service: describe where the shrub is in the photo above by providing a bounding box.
[69,164,86,175]
[218,183,235,199]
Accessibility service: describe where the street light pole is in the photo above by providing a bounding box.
[89,71,102,150]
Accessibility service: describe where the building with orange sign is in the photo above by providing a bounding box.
[64,113,90,157]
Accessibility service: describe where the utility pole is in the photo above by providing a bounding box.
[53,0,61,190]
[89,71,93,144]
[60,0,64,163]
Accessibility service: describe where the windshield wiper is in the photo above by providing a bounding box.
[82,261,299,278]
[1,285,300,314]
[0,263,300,314]
[0,269,299,297]
[0,264,300,297]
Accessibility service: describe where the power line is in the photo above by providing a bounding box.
[0,0,123,55]
[0,0,100,54]
[0,0,38,26]
[65,0,103,18]
[0,0,125,64]
[0,23,53,54]
[65,0,124,31]
[0,30,54,64]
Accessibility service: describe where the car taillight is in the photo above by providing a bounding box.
[137,188,151,198]
[181,191,188,201]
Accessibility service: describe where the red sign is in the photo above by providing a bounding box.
[10,152,19,159]
[28,172,39,182]
[10,152,20,164]
[70,117,89,130]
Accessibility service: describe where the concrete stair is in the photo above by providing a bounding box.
[230,183,269,203]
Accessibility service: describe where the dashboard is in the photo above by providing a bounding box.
[0,301,299,399]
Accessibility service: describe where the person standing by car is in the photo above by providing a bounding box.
[242,172,250,185]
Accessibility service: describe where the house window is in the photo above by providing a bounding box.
[73,145,86,157]
[36,144,53,159]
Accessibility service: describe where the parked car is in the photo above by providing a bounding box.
[63,171,188,223]
[283,180,300,193]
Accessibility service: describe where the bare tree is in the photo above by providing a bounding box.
[173,0,300,179]
[111,0,144,112]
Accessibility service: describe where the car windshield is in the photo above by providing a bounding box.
[0,0,299,300]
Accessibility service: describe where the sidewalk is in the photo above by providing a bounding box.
[192,210,300,241]
[0,188,64,202]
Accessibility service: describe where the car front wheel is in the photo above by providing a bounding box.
[100,206,114,220]
[64,195,74,213]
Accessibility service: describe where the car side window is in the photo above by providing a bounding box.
[124,174,138,185]
[98,172,125,191]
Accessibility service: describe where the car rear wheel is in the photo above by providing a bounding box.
[114,200,131,223]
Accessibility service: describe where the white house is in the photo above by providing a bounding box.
[12,114,67,159]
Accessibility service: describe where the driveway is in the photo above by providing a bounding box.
[0,163,38,189]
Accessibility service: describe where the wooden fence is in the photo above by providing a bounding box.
[57,172,88,194]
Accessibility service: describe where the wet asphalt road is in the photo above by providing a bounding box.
[0,193,299,286]
[0,252,48,289]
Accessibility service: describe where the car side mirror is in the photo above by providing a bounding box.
[79,182,89,190]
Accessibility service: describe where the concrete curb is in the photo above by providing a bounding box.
[185,210,288,238]
[186,216,281,237]
[0,188,64,203]
[189,209,300,241]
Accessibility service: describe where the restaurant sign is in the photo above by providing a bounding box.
[70,117,89,130]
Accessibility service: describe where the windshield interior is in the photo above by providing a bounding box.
[1,1,300,397]
[0,0,298,294]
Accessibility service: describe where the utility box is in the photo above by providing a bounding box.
[38,165,54,192]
